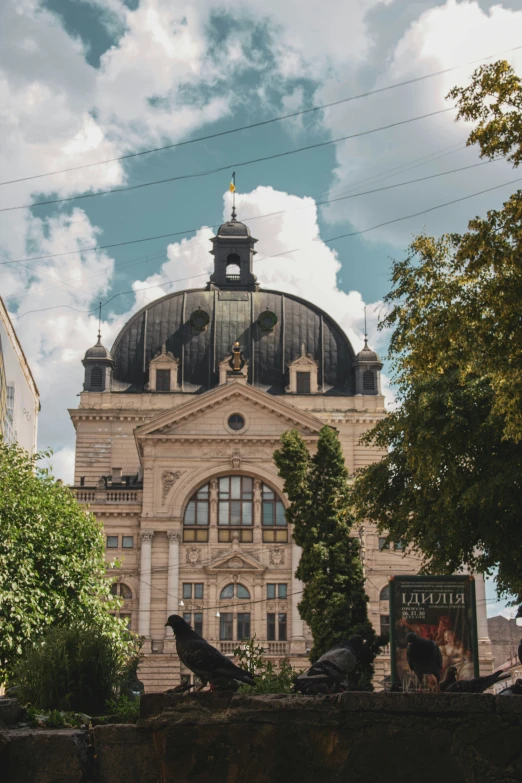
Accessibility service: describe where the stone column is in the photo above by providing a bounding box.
[253,479,262,545]
[474,573,493,672]
[165,531,181,643]
[208,575,218,641]
[209,479,218,544]
[253,576,263,641]
[138,531,154,644]
[290,540,306,654]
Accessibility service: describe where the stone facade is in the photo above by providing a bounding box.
[69,211,493,690]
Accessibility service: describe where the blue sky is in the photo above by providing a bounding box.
[2,0,522,615]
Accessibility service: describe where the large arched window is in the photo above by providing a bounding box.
[220,583,250,600]
[226,253,241,281]
[379,585,389,602]
[183,475,288,543]
[261,484,287,543]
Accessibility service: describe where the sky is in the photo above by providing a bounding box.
[2,0,522,616]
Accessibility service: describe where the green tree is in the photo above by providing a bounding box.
[274,427,384,690]
[353,60,522,601]
[0,440,133,681]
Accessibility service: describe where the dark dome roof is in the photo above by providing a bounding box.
[217,218,250,237]
[84,337,112,360]
[111,288,356,394]
[355,340,380,363]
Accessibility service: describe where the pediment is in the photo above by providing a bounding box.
[205,550,265,573]
[134,381,324,443]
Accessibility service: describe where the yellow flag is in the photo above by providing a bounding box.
[229,181,235,193]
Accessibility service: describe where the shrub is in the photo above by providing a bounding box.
[233,637,300,694]
[13,624,142,715]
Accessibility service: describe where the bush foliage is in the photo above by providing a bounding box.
[0,439,134,681]
[13,624,142,715]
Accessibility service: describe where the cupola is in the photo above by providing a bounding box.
[208,205,258,291]
[82,332,113,392]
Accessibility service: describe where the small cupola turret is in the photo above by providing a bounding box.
[354,337,382,395]
[82,329,113,392]
[208,180,258,290]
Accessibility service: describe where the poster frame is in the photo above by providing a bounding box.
[389,574,479,688]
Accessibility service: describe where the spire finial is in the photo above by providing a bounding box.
[231,171,236,220]
[363,306,368,348]
[97,301,102,345]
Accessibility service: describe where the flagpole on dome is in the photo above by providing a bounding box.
[230,172,236,220]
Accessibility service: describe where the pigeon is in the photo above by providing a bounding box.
[439,666,458,692]
[444,669,510,694]
[518,639,522,667]
[292,636,363,694]
[498,679,522,696]
[164,615,255,690]
[405,632,443,686]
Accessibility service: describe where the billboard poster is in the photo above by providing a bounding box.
[389,575,479,690]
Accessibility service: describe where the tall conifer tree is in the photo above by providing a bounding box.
[274,426,384,689]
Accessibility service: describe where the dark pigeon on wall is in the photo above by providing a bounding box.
[164,615,255,690]
[406,632,443,685]
[444,669,509,694]
[439,666,458,693]
[498,679,522,696]
[293,636,364,694]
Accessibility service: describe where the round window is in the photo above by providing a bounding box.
[258,310,278,332]
[228,414,245,431]
[190,308,210,331]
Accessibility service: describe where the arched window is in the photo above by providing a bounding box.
[363,370,375,391]
[379,585,389,602]
[183,483,210,542]
[91,366,103,388]
[111,583,132,599]
[220,583,250,600]
[261,484,287,543]
[183,475,288,544]
[226,253,241,281]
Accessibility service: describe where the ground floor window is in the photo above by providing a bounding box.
[267,612,287,641]
[219,613,233,640]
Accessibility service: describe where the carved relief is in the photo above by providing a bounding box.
[269,547,285,566]
[210,479,218,491]
[167,531,182,543]
[231,449,241,469]
[140,531,155,543]
[161,470,184,503]
[186,547,201,565]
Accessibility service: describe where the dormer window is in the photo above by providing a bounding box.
[156,369,171,391]
[147,343,180,392]
[296,371,311,394]
[287,345,318,394]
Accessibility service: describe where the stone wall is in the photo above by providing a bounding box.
[3,692,522,782]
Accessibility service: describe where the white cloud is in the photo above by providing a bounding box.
[320,0,522,245]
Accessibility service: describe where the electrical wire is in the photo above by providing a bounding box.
[1,155,501,267]
[11,168,522,321]
[0,107,454,214]
[2,42,520,188]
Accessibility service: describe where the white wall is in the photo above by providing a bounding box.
[0,300,39,453]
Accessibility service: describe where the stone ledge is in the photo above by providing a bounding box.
[140,690,515,721]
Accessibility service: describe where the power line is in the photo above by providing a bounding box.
[11,169,522,321]
[1,156,499,266]
[2,43,520,188]
[0,108,454,214]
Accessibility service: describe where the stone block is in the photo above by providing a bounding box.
[0,729,88,783]
[0,698,22,727]
[91,723,159,783]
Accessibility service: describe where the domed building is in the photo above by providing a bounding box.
[70,209,492,689]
